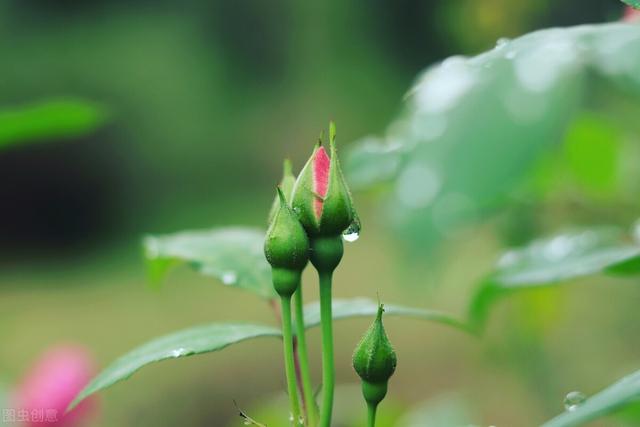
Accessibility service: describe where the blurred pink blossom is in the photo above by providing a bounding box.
[623,6,640,22]
[12,345,98,427]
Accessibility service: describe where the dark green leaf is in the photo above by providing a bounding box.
[143,227,276,299]
[542,369,640,427]
[345,23,640,250]
[304,298,471,333]
[0,98,108,149]
[68,323,281,411]
[468,227,640,329]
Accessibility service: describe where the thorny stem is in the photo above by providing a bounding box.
[294,287,318,426]
[318,272,335,427]
[366,402,378,427]
[280,296,302,426]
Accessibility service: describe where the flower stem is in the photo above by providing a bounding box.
[318,272,334,427]
[280,296,302,426]
[294,287,318,426]
[366,402,378,427]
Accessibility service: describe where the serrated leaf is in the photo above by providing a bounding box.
[143,227,276,299]
[0,98,108,149]
[468,227,640,329]
[68,323,281,411]
[304,298,471,333]
[345,23,640,250]
[542,369,640,427]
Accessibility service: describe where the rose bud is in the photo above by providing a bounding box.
[12,344,98,427]
[352,304,397,408]
[268,159,296,223]
[291,122,357,238]
[264,187,310,297]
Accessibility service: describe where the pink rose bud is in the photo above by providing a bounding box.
[12,345,98,427]
[291,122,358,237]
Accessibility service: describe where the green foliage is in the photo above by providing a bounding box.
[304,298,471,333]
[345,23,640,250]
[469,227,640,329]
[622,0,640,9]
[68,323,282,411]
[541,369,640,427]
[69,297,465,410]
[0,98,108,149]
[143,227,276,299]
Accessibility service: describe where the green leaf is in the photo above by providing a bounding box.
[304,298,471,333]
[0,98,108,149]
[541,369,640,427]
[68,323,281,411]
[345,23,640,250]
[468,227,640,329]
[143,227,276,299]
[622,0,640,10]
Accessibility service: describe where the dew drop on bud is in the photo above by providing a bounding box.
[563,391,587,411]
[221,271,237,285]
[342,219,361,243]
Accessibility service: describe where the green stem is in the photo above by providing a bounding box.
[294,287,318,426]
[280,296,302,426]
[366,402,378,427]
[318,272,334,427]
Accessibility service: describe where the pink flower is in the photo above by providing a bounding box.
[12,345,98,427]
[623,6,640,22]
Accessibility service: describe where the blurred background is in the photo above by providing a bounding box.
[2,0,640,426]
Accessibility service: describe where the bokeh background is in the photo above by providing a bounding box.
[2,0,640,426]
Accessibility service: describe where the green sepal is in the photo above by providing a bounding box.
[291,142,322,234]
[264,187,310,272]
[353,304,397,384]
[268,159,296,223]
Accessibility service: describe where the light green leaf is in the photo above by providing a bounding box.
[143,227,276,299]
[468,227,640,329]
[68,323,281,411]
[622,0,640,10]
[542,369,640,427]
[345,23,640,250]
[0,98,108,149]
[304,298,471,333]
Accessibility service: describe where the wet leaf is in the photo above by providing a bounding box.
[542,369,640,427]
[469,227,640,329]
[143,227,276,299]
[68,323,281,411]
[345,23,640,250]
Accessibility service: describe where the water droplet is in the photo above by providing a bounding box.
[221,271,237,285]
[495,37,510,49]
[289,413,294,422]
[243,421,251,425]
[564,391,587,411]
[545,235,573,260]
[171,348,192,358]
[342,218,361,243]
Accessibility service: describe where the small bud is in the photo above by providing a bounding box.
[291,122,357,237]
[352,304,397,406]
[268,159,296,224]
[264,187,310,297]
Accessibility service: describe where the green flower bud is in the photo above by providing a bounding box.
[264,187,310,297]
[352,304,397,406]
[291,122,357,237]
[268,159,296,224]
